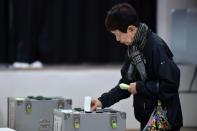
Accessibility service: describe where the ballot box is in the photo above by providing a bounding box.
[53,108,126,131]
[8,96,72,131]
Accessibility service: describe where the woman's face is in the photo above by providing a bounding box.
[111,25,138,46]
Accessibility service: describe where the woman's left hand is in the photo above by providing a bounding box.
[128,82,137,95]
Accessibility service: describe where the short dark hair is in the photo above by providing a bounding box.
[105,3,139,33]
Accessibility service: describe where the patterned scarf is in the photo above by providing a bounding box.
[127,23,149,81]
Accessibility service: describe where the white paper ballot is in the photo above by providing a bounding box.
[84,96,91,112]
[119,83,129,90]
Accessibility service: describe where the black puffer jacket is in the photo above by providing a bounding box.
[98,32,183,129]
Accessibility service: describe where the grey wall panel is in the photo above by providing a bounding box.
[171,8,197,64]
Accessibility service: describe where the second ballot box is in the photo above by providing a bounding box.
[53,108,126,131]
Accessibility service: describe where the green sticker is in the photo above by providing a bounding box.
[112,122,117,129]
[74,123,80,129]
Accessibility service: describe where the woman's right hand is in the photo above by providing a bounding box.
[91,99,102,111]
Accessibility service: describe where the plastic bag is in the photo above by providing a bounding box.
[143,100,171,131]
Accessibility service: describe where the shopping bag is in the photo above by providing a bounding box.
[143,100,171,131]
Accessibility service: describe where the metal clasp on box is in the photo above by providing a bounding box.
[73,113,80,129]
[57,100,65,109]
[25,102,32,113]
[110,114,118,129]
